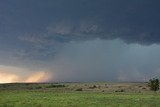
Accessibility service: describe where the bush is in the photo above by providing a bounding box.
[148,78,159,91]
[75,88,83,91]
[46,84,65,88]
[115,89,125,92]
[89,85,97,89]
[35,86,42,89]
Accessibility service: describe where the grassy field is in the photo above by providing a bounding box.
[0,83,160,107]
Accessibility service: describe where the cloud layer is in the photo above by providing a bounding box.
[1,0,160,82]
[46,39,160,82]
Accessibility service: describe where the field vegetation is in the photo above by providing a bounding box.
[0,82,160,107]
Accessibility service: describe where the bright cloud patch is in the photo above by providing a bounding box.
[25,71,51,83]
[0,65,51,83]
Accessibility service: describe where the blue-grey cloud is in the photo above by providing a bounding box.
[1,0,160,45]
[48,39,160,82]
[1,0,160,82]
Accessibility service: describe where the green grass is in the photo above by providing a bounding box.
[0,91,160,107]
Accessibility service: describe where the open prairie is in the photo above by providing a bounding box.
[1,0,160,107]
[0,82,160,107]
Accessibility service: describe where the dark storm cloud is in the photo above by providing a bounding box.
[1,0,160,46]
[1,0,160,82]
[22,0,160,45]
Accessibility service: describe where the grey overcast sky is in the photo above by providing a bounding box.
[0,0,160,83]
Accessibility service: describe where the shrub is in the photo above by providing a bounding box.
[93,85,97,88]
[89,85,97,89]
[115,89,125,92]
[46,84,65,88]
[75,88,83,91]
[35,86,42,89]
[148,78,159,91]
[142,87,146,90]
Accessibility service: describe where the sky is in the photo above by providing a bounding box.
[0,0,160,83]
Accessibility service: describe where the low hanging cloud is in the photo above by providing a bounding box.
[44,39,160,82]
[4,36,160,82]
